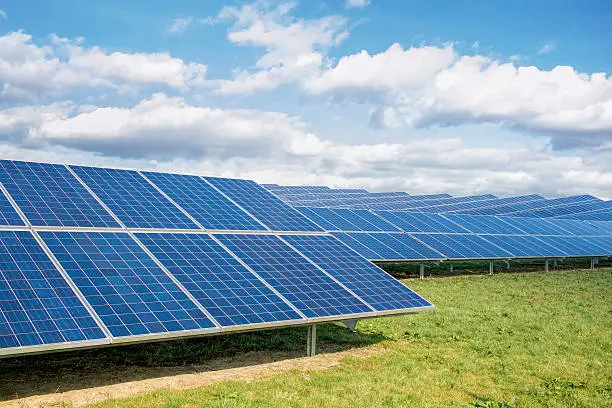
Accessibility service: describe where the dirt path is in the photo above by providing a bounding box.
[1,346,383,408]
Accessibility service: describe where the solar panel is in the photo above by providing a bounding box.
[376,211,469,233]
[479,235,567,258]
[142,172,266,231]
[331,208,402,231]
[340,233,405,260]
[370,233,445,260]
[304,207,361,231]
[0,160,118,228]
[205,178,323,232]
[70,166,199,230]
[40,231,216,338]
[534,236,609,257]
[542,218,607,236]
[412,234,512,259]
[443,214,524,235]
[496,216,566,235]
[215,234,372,319]
[0,188,24,226]
[330,232,382,259]
[294,207,334,230]
[581,236,612,254]
[281,235,432,312]
[136,232,303,327]
[0,231,106,351]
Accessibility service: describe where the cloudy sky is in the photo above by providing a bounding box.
[0,0,611,198]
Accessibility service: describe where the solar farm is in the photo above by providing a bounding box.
[0,159,610,407]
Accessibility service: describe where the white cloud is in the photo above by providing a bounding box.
[0,9,7,19]
[538,41,556,55]
[168,17,193,35]
[0,31,207,103]
[304,43,612,150]
[345,0,370,8]
[212,1,348,94]
[0,95,610,199]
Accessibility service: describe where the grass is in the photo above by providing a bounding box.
[79,268,612,408]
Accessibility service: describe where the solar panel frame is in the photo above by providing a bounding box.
[0,185,27,227]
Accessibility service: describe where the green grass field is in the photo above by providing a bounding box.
[80,268,611,408]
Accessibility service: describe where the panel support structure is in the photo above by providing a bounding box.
[306,324,317,357]
[342,319,358,332]
[591,257,597,270]
[419,263,425,280]
[545,259,549,272]
[489,261,493,275]
[449,263,453,274]
[503,260,510,270]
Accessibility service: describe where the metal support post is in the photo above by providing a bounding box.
[591,257,596,270]
[554,259,557,268]
[489,261,493,275]
[503,260,510,270]
[545,259,549,272]
[449,263,453,274]
[419,263,425,280]
[306,324,317,356]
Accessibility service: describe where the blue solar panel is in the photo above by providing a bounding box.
[40,231,215,338]
[142,172,266,231]
[304,207,360,230]
[412,234,512,259]
[443,214,524,235]
[371,233,445,260]
[341,233,405,259]
[330,232,382,260]
[534,236,609,257]
[542,218,607,236]
[376,211,469,233]
[0,160,119,228]
[204,177,323,232]
[136,232,303,327]
[215,234,371,318]
[0,231,105,350]
[581,237,612,254]
[281,235,432,312]
[294,207,334,230]
[0,188,24,226]
[496,216,566,235]
[331,208,402,231]
[479,235,567,258]
[590,221,612,235]
[71,166,199,230]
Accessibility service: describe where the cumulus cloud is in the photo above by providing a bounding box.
[168,17,193,35]
[345,0,370,8]
[303,43,612,150]
[0,31,207,103]
[211,0,348,94]
[0,95,610,199]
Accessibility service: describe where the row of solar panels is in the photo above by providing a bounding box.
[0,160,433,357]
[266,184,611,221]
[293,207,612,261]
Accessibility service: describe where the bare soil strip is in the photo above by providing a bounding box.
[1,346,382,408]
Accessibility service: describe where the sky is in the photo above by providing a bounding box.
[0,0,611,198]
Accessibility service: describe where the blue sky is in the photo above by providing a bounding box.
[0,0,610,198]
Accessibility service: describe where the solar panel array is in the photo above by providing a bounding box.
[0,160,431,358]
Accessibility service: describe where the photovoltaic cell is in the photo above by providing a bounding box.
[0,189,24,226]
[443,214,524,235]
[142,172,265,231]
[497,216,566,235]
[534,235,609,256]
[0,231,105,350]
[412,234,512,259]
[306,207,361,231]
[136,232,302,327]
[70,166,199,230]
[215,234,371,318]
[40,231,215,338]
[342,233,405,259]
[330,232,382,260]
[282,234,432,312]
[542,218,606,236]
[331,208,401,231]
[479,235,567,258]
[0,160,119,228]
[370,233,445,260]
[581,236,612,254]
[376,211,469,233]
[204,177,323,232]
